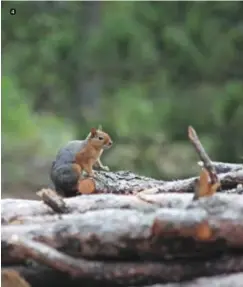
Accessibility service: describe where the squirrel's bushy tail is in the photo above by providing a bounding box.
[50,163,79,197]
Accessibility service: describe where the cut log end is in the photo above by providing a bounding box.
[77,178,96,194]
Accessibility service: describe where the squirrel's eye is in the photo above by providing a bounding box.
[98,136,104,140]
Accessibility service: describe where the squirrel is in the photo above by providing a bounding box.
[50,127,113,197]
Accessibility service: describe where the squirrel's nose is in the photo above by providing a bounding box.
[109,141,113,146]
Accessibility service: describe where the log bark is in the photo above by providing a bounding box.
[4,269,243,287]
[2,192,243,224]
[142,273,243,287]
[149,169,243,194]
[2,201,243,264]
[3,263,243,287]
[2,237,243,286]
[198,161,243,174]
[60,168,243,196]
[2,160,243,287]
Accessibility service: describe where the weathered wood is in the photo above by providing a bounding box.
[2,155,242,286]
[51,168,243,196]
[2,202,243,264]
[3,237,243,286]
[142,273,243,287]
[3,266,243,287]
[198,161,243,174]
[188,126,219,188]
[2,192,243,224]
[83,169,243,196]
[148,169,243,194]
[36,189,69,214]
[2,120,242,287]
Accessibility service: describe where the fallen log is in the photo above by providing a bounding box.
[147,169,243,195]
[48,125,242,198]
[2,237,243,286]
[2,192,243,224]
[61,168,243,196]
[74,127,243,197]
[4,269,243,287]
[2,202,243,264]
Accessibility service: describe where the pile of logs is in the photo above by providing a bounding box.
[2,127,243,287]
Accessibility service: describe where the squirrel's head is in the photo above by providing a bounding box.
[89,127,113,150]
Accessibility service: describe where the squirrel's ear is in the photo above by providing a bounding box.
[98,124,102,131]
[90,127,97,137]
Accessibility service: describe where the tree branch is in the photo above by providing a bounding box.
[188,126,218,185]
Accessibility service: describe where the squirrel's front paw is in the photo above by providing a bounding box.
[101,166,110,171]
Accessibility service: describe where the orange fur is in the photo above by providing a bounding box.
[74,128,112,177]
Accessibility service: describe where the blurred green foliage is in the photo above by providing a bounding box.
[1,1,243,195]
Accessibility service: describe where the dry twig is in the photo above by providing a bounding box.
[188,126,218,184]
[188,126,221,199]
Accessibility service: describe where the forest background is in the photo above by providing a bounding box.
[2,1,243,199]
